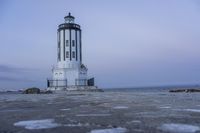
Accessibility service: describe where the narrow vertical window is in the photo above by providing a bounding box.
[72,40,75,47]
[58,53,60,60]
[66,51,69,58]
[72,51,75,58]
[63,30,65,61]
[58,41,60,61]
[58,42,60,48]
[66,40,69,47]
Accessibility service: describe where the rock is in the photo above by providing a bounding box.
[23,87,40,94]
[186,89,200,93]
[169,89,185,93]
[42,90,53,94]
[23,88,54,94]
[169,88,200,93]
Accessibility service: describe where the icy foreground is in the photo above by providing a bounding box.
[90,127,127,133]
[14,119,60,129]
[159,123,200,133]
[0,91,200,133]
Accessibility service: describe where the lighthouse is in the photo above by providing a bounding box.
[47,13,95,90]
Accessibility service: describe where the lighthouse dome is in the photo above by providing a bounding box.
[64,12,75,23]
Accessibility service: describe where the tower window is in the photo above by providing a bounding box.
[66,51,69,58]
[72,51,75,58]
[58,52,60,60]
[66,40,69,46]
[58,42,60,48]
[72,40,75,47]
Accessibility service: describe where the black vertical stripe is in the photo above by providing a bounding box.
[58,31,61,61]
[63,30,65,61]
[75,30,78,61]
[57,31,59,61]
[69,29,72,60]
[80,30,82,63]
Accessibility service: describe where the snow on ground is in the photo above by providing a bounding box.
[14,119,61,129]
[0,109,28,112]
[126,120,141,124]
[159,106,171,109]
[159,123,200,133]
[90,127,127,133]
[184,109,200,113]
[113,106,129,109]
[174,109,200,113]
[64,122,90,127]
[55,114,66,118]
[76,114,111,117]
[60,108,71,111]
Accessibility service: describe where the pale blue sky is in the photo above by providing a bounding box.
[0,0,200,89]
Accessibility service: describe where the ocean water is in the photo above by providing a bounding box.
[103,85,200,92]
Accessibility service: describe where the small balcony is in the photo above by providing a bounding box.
[47,79,67,88]
[47,78,95,88]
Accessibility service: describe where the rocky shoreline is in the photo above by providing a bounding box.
[169,88,200,93]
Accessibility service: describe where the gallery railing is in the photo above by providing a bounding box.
[47,78,94,87]
[75,79,88,86]
[47,79,67,87]
[75,78,95,86]
[87,78,95,86]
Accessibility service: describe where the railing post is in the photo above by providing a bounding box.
[47,79,49,87]
[47,79,69,88]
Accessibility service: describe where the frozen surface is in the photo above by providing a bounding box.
[76,114,111,117]
[60,108,71,111]
[113,106,129,109]
[14,119,61,129]
[90,127,127,133]
[64,122,90,127]
[128,120,141,124]
[159,123,200,133]
[174,108,200,113]
[1,91,200,133]
[184,109,200,113]
[159,106,171,109]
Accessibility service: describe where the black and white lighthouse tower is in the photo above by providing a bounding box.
[47,13,95,90]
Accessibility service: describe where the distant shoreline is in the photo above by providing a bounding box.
[1,84,200,94]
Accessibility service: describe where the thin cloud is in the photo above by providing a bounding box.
[0,64,36,73]
[0,76,35,82]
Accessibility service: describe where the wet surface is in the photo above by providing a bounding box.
[0,91,200,133]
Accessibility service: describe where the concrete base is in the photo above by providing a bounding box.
[47,86,103,92]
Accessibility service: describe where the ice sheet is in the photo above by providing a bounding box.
[76,114,111,117]
[184,109,200,113]
[14,119,61,129]
[159,123,200,133]
[90,127,127,133]
[60,108,71,111]
[113,106,129,109]
[159,106,171,109]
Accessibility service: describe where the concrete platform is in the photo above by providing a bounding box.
[47,86,103,92]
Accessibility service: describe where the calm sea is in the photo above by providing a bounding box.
[103,85,200,92]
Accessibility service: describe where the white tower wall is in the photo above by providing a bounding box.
[51,13,88,87]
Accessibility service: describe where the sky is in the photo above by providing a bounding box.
[0,0,200,90]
